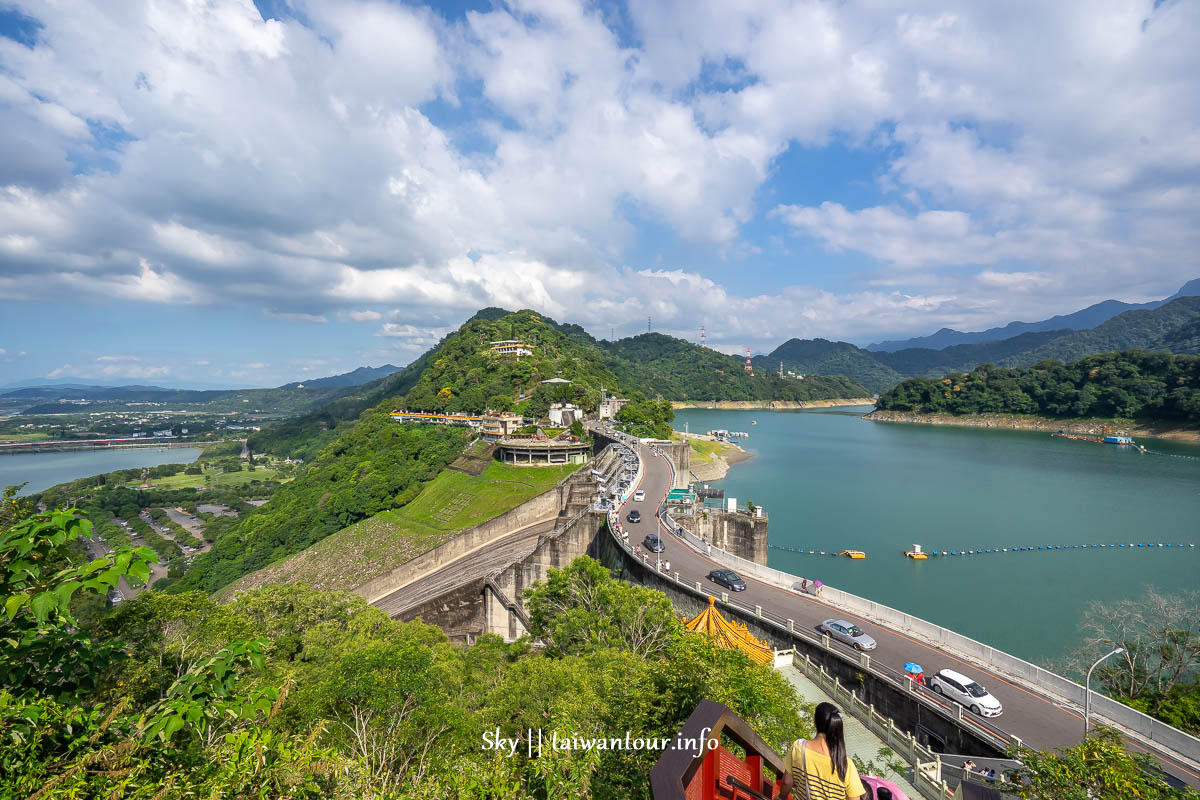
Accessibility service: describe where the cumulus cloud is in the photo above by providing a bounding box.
[0,0,1197,358]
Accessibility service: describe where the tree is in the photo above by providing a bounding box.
[1071,589,1200,713]
[1007,727,1189,799]
[569,419,584,439]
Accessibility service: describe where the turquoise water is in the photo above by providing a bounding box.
[0,448,202,496]
[675,408,1200,666]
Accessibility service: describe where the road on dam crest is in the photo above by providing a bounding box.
[617,438,1200,789]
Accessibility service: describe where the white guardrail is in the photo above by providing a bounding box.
[607,439,1015,754]
[656,467,1200,766]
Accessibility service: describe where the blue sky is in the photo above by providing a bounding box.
[1,0,1198,387]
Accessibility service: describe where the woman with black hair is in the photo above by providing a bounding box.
[779,702,866,799]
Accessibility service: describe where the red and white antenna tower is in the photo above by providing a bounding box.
[699,325,706,348]
[744,347,753,374]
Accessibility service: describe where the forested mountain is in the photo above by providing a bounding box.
[602,333,870,401]
[876,351,1200,421]
[999,296,1200,366]
[752,338,903,394]
[763,297,1200,393]
[868,278,1200,351]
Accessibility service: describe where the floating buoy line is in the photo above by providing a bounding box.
[767,542,1198,558]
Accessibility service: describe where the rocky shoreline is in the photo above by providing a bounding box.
[679,433,752,481]
[864,409,1200,443]
[671,397,876,410]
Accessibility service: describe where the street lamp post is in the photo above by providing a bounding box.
[1084,646,1124,736]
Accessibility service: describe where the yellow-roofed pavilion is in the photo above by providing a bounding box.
[682,597,775,665]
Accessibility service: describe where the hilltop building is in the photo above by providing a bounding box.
[390,411,484,428]
[490,340,533,357]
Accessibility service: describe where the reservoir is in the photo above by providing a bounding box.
[0,447,203,496]
[674,407,1200,666]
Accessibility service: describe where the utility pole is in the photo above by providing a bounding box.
[1085,647,1124,735]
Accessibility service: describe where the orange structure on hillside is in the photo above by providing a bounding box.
[682,597,774,665]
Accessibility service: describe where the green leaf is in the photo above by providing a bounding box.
[4,594,29,622]
[29,592,58,627]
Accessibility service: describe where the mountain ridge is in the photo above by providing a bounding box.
[868,278,1200,351]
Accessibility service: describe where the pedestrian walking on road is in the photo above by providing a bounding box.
[664,559,671,572]
[706,542,712,556]
[813,579,824,596]
[800,576,808,594]
[656,558,662,571]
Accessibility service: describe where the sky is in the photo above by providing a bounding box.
[0,0,1198,388]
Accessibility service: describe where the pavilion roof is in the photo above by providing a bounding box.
[682,597,774,665]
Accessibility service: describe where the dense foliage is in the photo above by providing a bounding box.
[403,310,626,418]
[1007,727,1191,799]
[876,351,1200,421]
[604,333,871,401]
[615,399,677,440]
[755,338,904,394]
[173,415,469,595]
[2,505,812,799]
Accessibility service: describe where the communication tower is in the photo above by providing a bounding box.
[648,316,652,333]
[700,325,706,348]
[744,347,753,375]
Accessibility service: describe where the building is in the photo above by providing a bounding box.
[497,437,590,466]
[390,411,484,428]
[598,391,629,420]
[540,377,572,386]
[490,340,533,357]
[480,412,524,440]
[548,402,582,426]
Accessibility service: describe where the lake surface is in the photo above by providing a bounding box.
[675,407,1200,666]
[0,448,203,495]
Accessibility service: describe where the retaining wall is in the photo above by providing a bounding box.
[355,467,581,604]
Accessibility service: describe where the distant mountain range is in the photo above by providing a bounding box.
[281,364,401,389]
[868,278,1200,351]
[760,295,1200,393]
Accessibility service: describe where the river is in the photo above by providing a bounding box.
[0,448,203,496]
[674,406,1200,666]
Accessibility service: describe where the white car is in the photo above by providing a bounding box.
[929,668,1003,717]
[633,490,646,502]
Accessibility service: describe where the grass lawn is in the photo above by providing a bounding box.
[686,437,728,464]
[217,459,581,598]
[400,460,580,530]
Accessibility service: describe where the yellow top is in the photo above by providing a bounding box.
[783,741,866,800]
[681,597,774,664]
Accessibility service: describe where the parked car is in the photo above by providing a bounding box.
[707,568,746,592]
[627,509,642,523]
[644,533,665,553]
[633,489,646,502]
[929,669,1003,717]
[818,619,877,651]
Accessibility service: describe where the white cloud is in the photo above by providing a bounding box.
[0,0,1195,352]
[341,309,382,322]
[263,310,328,324]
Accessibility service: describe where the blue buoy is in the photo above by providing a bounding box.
[1120,544,1126,547]
[1138,543,1143,547]
[1038,546,1044,550]
[951,551,957,555]
[1167,543,1173,547]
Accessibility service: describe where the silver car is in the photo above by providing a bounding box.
[819,618,877,651]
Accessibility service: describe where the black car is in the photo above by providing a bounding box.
[644,533,665,553]
[707,569,746,592]
[627,509,641,523]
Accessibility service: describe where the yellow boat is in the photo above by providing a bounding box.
[839,549,866,559]
[904,544,928,560]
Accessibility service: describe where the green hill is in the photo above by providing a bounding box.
[876,350,1200,421]
[757,338,903,394]
[603,333,871,401]
[998,296,1200,366]
[759,298,1200,393]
